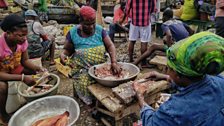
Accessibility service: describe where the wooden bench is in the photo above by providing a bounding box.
[88,80,169,126]
[149,55,168,73]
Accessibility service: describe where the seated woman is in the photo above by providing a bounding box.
[133,32,224,126]
[0,14,45,124]
[60,6,121,105]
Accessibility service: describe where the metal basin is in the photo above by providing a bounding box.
[17,73,60,102]
[8,95,80,126]
[88,62,140,87]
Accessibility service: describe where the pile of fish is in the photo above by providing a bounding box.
[94,64,130,80]
[32,111,69,126]
[155,93,171,109]
[23,73,57,95]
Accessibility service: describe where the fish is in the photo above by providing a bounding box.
[94,64,130,80]
[31,111,69,126]
[55,111,69,126]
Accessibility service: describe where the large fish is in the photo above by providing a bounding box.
[55,111,69,126]
[31,111,69,126]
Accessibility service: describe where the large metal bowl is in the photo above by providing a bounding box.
[8,95,80,126]
[18,73,60,102]
[88,62,140,87]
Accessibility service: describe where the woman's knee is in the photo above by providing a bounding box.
[151,44,164,50]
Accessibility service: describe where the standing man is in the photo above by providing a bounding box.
[215,0,224,37]
[124,0,156,66]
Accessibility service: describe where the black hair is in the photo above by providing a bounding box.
[163,8,173,19]
[7,23,27,32]
[204,62,220,75]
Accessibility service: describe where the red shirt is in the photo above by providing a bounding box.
[125,0,156,26]
[113,7,128,24]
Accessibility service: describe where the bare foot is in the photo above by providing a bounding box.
[50,61,56,66]
[141,63,156,69]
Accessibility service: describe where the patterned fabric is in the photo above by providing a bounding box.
[26,21,46,58]
[167,32,224,77]
[125,0,156,26]
[80,6,96,20]
[69,24,107,105]
[0,33,28,73]
[70,25,104,49]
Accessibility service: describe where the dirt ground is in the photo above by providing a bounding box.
[45,31,163,126]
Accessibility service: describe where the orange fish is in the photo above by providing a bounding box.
[31,111,69,126]
[55,111,69,126]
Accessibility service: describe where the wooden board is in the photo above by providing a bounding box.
[88,80,169,113]
[149,55,167,66]
[112,81,135,105]
[88,84,123,113]
[112,80,169,105]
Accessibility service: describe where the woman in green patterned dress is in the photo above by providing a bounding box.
[60,6,121,105]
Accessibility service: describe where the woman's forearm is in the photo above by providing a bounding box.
[0,72,22,81]
[137,93,148,108]
[23,59,40,72]
[108,44,117,63]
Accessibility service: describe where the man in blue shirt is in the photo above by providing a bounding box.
[133,9,193,68]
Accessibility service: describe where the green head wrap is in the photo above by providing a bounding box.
[167,32,224,77]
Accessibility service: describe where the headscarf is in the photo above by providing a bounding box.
[79,6,96,21]
[0,14,26,32]
[167,32,224,77]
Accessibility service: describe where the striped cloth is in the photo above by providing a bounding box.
[125,0,156,26]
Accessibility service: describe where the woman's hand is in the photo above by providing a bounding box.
[60,53,68,65]
[133,81,148,96]
[143,71,171,81]
[111,62,122,75]
[23,75,36,86]
[133,81,148,107]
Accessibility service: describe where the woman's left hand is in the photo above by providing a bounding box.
[133,81,148,96]
[111,62,122,75]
